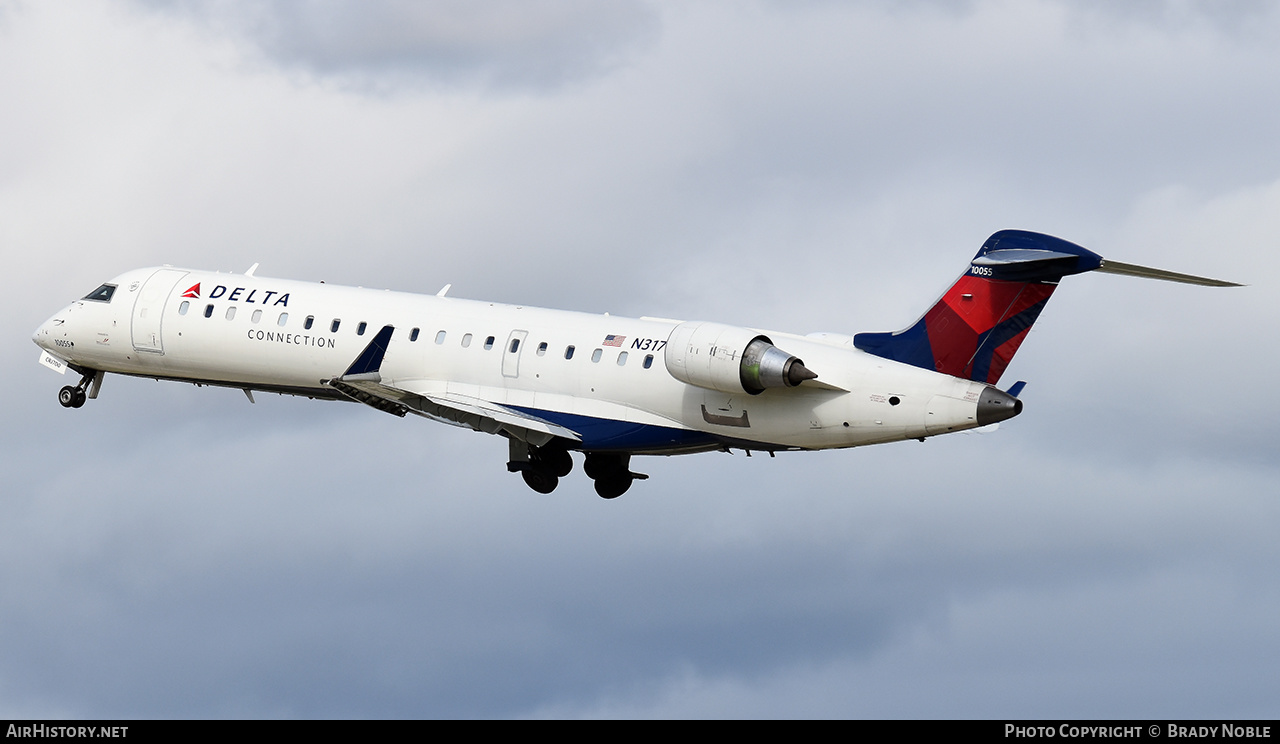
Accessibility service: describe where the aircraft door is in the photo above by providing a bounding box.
[503,330,528,378]
[131,269,188,354]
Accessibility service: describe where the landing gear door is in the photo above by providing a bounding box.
[131,269,188,354]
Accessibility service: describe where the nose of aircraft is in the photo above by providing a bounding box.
[32,313,62,351]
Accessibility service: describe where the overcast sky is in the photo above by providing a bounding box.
[2,0,1277,719]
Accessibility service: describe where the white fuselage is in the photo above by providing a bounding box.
[33,266,997,454]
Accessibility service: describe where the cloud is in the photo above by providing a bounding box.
[139,0,661,91]
[3,0,1279,719]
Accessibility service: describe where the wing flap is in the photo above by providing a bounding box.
[327,376,581,444]
[422,390,581,442]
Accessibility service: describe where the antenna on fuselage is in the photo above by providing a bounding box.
[245,263,259,277]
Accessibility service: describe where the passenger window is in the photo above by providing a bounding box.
[537,342,548,356]
[277,312,288,327]
[565,345,575,360]
[462,333,472,348]
[225,307,237,321]
[436,330,447,345]
[305,316,314,330]
[410,328,420,342]
[251,309,262,324]
[591,349,603,363]
[357,322,367,336]
[509,338,520,353]
[644,354,654,369]
[204,304,214,318]
[331,319,341,333]
[617,351,628,366]
[179,301,189,315]
[484,336,495,350]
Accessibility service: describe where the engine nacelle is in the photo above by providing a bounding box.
[664,321,818,395]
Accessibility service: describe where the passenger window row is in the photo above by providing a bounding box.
[411,328,655,369]
[180,301,363,334]
[176,302,658,369]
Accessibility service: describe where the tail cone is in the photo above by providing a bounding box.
[976,386,1022,426]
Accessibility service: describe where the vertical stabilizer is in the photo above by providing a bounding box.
[853,230,1238,385]
[853,231,1102,385]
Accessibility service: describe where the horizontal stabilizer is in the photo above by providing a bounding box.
[1096,259,1242,287]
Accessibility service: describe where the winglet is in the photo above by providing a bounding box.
[343,325,395,378]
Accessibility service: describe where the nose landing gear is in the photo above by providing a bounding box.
[58,385,85,408]
[57,370,102,409]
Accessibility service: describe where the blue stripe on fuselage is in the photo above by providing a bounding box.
[507,406,721,453]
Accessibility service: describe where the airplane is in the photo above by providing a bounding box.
[32,230,1238,498]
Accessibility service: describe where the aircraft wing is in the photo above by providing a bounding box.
[324,325,580,445]
[327,375,580,444]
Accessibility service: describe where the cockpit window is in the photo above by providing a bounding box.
[82,284,116,302]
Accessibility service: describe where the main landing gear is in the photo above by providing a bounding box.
[583,452,648,500]
[507,440,648,498]
[58,370,102,409]
[508,440,574,494]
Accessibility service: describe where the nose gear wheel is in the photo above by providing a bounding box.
[57,370,97,409]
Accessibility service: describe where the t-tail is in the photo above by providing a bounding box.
[853,230,1240,386]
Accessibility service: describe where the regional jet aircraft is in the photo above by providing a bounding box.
[33,230,1238,498]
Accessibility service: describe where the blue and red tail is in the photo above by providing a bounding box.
[853,230,1238,386]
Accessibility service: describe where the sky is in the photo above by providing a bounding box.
[1,0,1277,719]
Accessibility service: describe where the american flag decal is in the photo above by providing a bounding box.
[602,334,626,347]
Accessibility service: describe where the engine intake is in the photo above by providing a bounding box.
[664,321,818,395]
